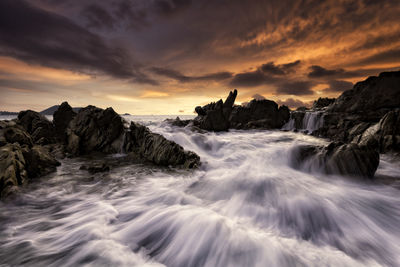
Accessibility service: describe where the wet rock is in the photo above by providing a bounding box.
[0,121,33,147]
[0,143,28,198]
[312,97,335,109]
[194,89,237,131]
[164,117,192,127]
[53,102,76,142]
[230,99,289,129]
[124,122,200,168]
[66,106,124,155]
[22,145,60,178]
[17,110,56,144]
[80,162,110,174]
[358,110,400,153]
[290,142,379,178]
[329,71,400,114]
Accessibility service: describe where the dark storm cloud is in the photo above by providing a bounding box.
[230,60,301,87]
[308,65,360,78]
[357,48,400,65]
[277,98,311,108]
[0,0,156,84]
[324,80,354,93]
[81,4,117,29]
[229,70,270,87]
[261,60,301,75]
[277,81,314,95]
[151,67,233,82]
[154,0,192,16]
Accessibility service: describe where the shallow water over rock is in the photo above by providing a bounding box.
[0,116,400,266]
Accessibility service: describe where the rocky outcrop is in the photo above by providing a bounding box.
[187,89,290,131]
[329,71,400,116]
[18,110,56,145]
[230,100,290,129]
[312,97,335,109]
[0,122,60,198]
[66,106,124,155]
[193,89,237,131]
[53,102,76,142]
[356,109,400,153]
[124,122,200,168]
[0,143,28,198]
[290,142,379,178]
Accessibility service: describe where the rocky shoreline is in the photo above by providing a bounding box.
[0,104,199,198]
[166,70,400,179]
[1,70,399,199]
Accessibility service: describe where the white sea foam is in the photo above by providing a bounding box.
[0,115,399,266]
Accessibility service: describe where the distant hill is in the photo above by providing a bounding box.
[0,111,18,115]
[40,105,82,115]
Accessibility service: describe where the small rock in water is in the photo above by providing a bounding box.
[80,162,110,174]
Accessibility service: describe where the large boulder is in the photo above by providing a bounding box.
[194,89,237,131]
[53,102,76,142]
[66,106,124,155]
[329,71,400,118]
[0,143,28,198]
[357,109,400,153]
[290,142,379,178]
[230,99,289,129]
[124,122,200,168]
[0,120,33,147]
[22,145,60,178]
[312,97,335,109]
[17,110,56,144]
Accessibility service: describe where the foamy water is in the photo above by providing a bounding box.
[0,115,400,266]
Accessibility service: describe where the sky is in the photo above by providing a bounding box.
[0,0,399,114]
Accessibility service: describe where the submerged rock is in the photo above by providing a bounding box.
[80,162,110,174]
[290,142,379,178]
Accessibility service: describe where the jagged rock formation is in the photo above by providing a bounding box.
[18,110,56,145]
[290,142,380,178]
[194,89,238,131]
[53,101,76,142]
[0,120,60,198]
[312,97,335,109]
[178,89,290,131]
[0,103,201,199]
[124,122,200,168]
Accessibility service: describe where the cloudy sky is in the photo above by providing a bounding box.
[1,0,399,114]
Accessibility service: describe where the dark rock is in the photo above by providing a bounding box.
[80,162,110,174]
[296,106,309,111]
[230,99,289,129]
[194,90,237,131]
[66,106,124,155]
[0,121,33,147]
[0,143,28,198]
[124,122,200,168]
[22,145,60,178]
[312,97,335,109]
[329,71,400,114]
[53,102,76,142]
[17,110,56,144]
[290,142,379,178]
[164,117,191,127]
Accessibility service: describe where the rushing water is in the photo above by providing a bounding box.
[1,115,400,267]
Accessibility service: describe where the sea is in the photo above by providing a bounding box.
[0,114,400,266]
